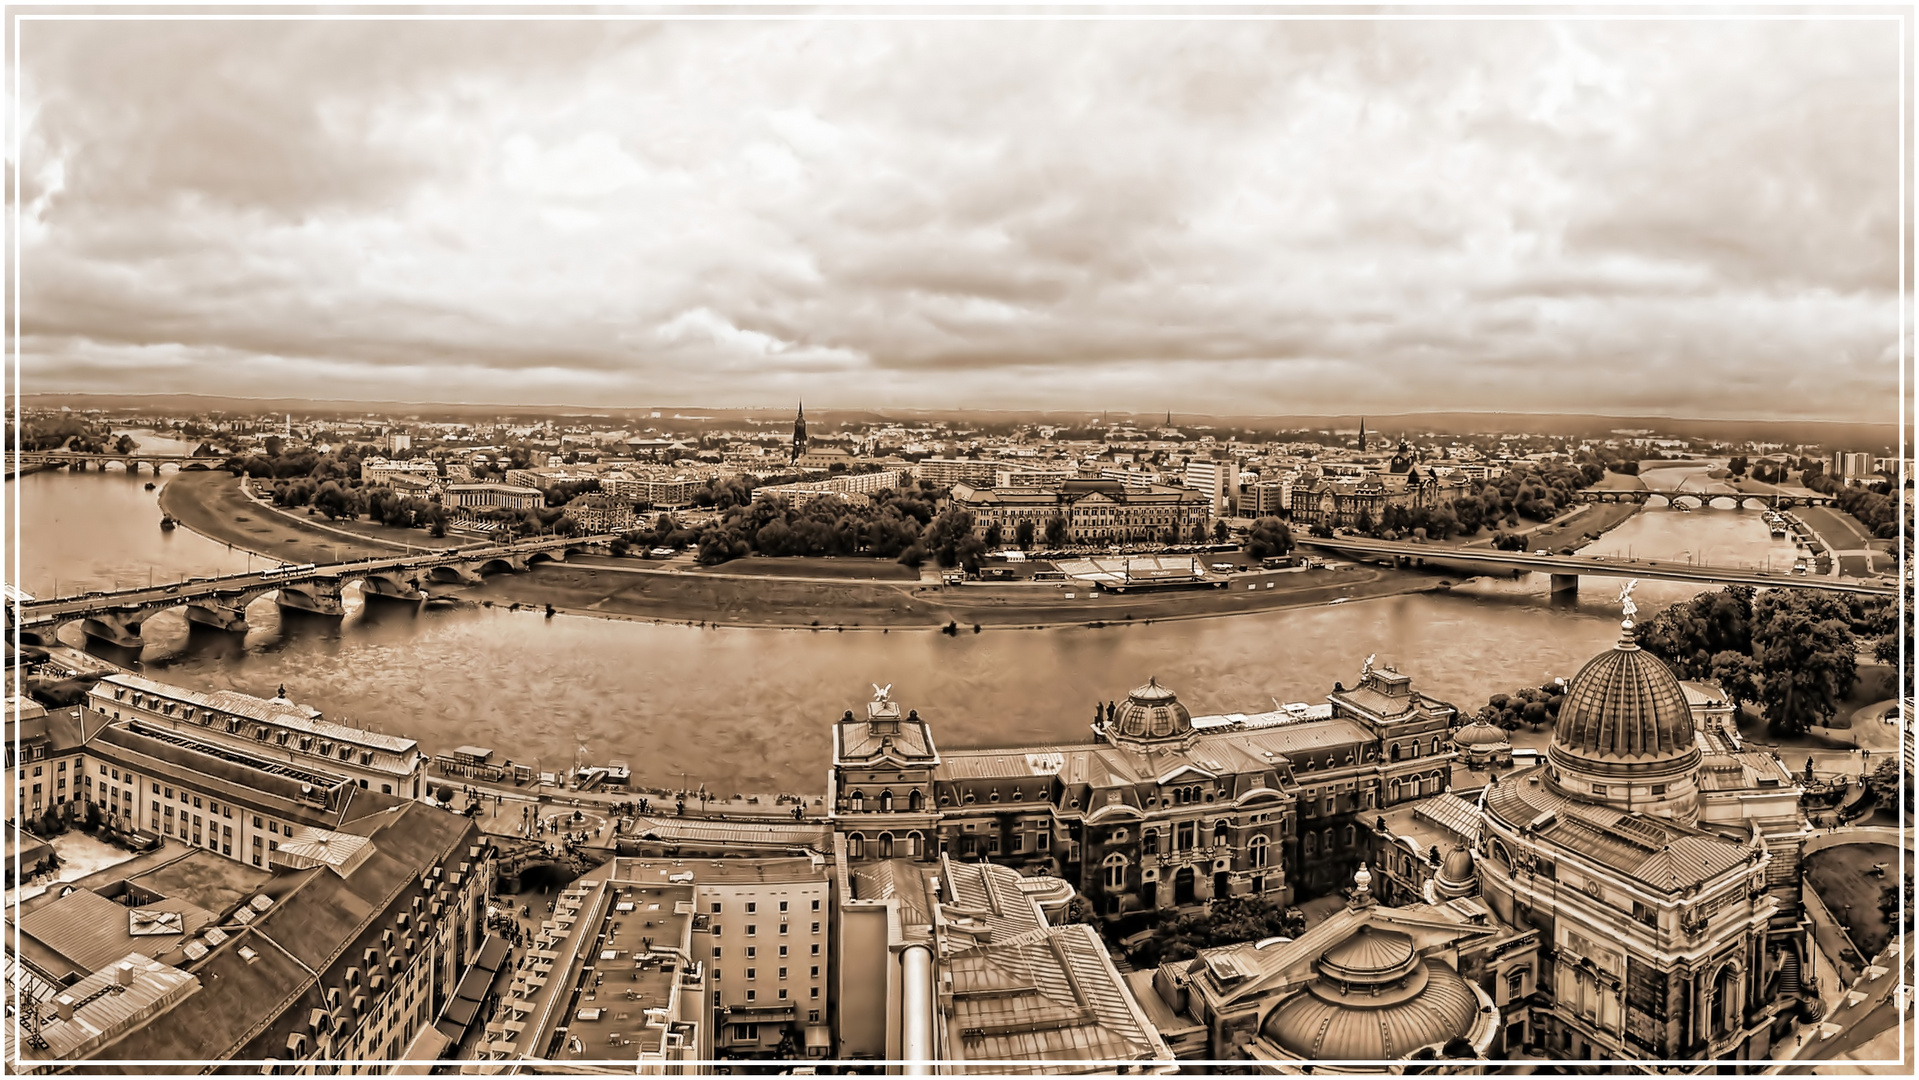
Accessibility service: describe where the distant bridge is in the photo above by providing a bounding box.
[13,451,218,475]
[9,534,615,649]
[1570,490,1835,508]
[1300,537,1896,598]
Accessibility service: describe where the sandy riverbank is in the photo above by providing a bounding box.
[159,470,407,564]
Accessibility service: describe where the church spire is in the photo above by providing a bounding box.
[792,400,808,462]
[1359,417,1367,452]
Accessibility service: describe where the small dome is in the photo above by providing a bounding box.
[1317,927,1417,986]
[1451,721,1510,748]
[1108,678,1193,741]
[1437,844,1476,886]
[1552,623,1695,762]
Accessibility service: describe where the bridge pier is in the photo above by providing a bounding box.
[185,599,251,635]
[276,579,345,618]
[1549,574,1580,596]
[429,564,485,586]
[361,571,426,602]
[80,612,146,650]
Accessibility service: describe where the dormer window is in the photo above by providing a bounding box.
[849,791,864,812]
[988,790,1000,803]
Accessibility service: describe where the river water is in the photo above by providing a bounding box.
[14,442,1805,793]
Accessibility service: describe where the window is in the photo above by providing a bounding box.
[1176,821,1195,851]
[1249,835,1270,869]
[1508,969,1526,998]
[253,815,262,828]
[714,948,722,960]
[746,925,756,937]
[712,902,723,914]
[811,966,820,978]
[1103,852,1128,890]
[746,968,756,980]
[745,947,755,958]
[779,901,788,913]
[779,946,788,957]
[811,899,820,912]
[1213,820,1229,846]
[811,944,820,956]
[779,967,788,979]
[746,902,756,914]
[1143,830,1159,855]
[779,988,789,999]
[1651,784,1667,796]
[847,833,864,859]
[745,990,756,1002]
[1592,783,1609,797]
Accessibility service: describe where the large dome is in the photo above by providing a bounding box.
[1260,938,1484,1061]
[1551,623,1696,762]
[1108,678,1193,742]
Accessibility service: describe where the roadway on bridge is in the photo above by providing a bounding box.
[1298,537,1898,597]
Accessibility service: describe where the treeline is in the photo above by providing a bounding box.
[1468,683,1567,732]
[692,483,950,566]
[268,478,451,536]
[13,416,130,454]
[1801,472,1909,540]
[1635,585,1896,734]
[1125,896,1308,969]
[1361,462,1594,542]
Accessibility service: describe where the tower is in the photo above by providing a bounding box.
[792,400,808,463]
[1358,417,1366,452]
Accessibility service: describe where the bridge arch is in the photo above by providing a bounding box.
[1644,493,1671,507]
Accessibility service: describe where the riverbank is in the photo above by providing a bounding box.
[160,469,1450,630]
[159,470,405,564]
[450,559,1447,631]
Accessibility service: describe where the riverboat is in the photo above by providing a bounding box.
[159,514,177,530]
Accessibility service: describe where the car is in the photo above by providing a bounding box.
[1211,563,1236,573]
[1534,549,1550,556]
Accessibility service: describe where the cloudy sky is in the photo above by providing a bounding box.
[12,10,1905,418]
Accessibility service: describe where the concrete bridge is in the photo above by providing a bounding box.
[13,450,219,475]
[1571,490,1835,508]
[9,534,613,649]
[1299,537,1897,598]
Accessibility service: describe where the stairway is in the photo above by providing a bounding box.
[1776,950,1801,998]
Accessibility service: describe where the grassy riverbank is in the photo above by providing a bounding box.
[162,469,1448,630]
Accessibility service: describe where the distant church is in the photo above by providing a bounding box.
[792,401,808,463]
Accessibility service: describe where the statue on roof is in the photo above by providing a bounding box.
[1362,653,1376,678]
[871,683,892,704]
[1618,580,1639,623]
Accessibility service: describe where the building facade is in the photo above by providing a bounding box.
[1288,467,1443,531]
[562,492,638,533]
[828,667,1460,918]
[446,482,544,510]
[949,479,1212,547]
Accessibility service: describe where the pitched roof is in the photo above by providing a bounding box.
[1484,769,1754,892]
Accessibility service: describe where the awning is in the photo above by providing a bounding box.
[805,1024,831,1049]
[474,935,510,973]
[433,1018,466,1044]
[442,996,482,1028]
[391,1025,452,1074]
[455,965,492,1004]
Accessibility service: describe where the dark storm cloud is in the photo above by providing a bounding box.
[15,13,1902,417]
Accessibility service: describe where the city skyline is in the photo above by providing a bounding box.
[15,12,1904,420]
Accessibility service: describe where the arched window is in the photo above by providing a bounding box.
[1303,833,1317,856]
[908,790,923,812]
[849,791,864,812]
[1103,853,1128,890]
[1343,824,1355,847]
[1249,835,1269,869]
[1410,742,1421,759]
[1431,736,1442,755]
[1390,778,1403,801]
[848,833,864,859]
[907,832,923,858]
[1390,745,1402,763]
[1213,820,1229,846]
[879,833,894,859]
[880,791,893,812]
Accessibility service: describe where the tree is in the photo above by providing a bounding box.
[114,433,138,455]
[435,784,455,807]
[1243,517,1294,560]
[1752,590,1858,735]
[1189,520,1210,543]
[1212,519,1231,543]
[1044,516,1069,547]
[1708,650,1763,716]
[263,435,285,458]
[1015,520,1036,550]
[1062,896,1099,926]
[1727,455,1749,477]
[983,523,1005,549]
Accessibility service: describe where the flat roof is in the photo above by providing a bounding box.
[611,856,828,887]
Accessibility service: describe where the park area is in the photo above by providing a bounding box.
[1803,843,1901,962]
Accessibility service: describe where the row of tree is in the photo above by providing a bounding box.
[690,483,949,565]
[1469,683,1567,732]
[1124,895,1309,968]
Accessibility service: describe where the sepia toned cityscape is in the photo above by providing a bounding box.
[5,6,1913,1077]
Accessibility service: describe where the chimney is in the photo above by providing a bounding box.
[114,961,136,987]
[54,994,76,1021]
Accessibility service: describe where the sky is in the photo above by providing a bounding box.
[11,9,1907,419]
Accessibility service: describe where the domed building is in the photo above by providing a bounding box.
[1449,719,1512,770]
[1105,677,1196,746]
[1543,619,1702,824]
[1151,866,1518,1072]
[1430,842,1477,902]
[1475,590,1815,1064]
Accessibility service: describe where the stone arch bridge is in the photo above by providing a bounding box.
[8,535,609,649]
[1572,490,1835,509]
[15,451,218,475]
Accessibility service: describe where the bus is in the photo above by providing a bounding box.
[266,563,318,580]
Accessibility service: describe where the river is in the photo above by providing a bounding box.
[15,440,1807,794]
